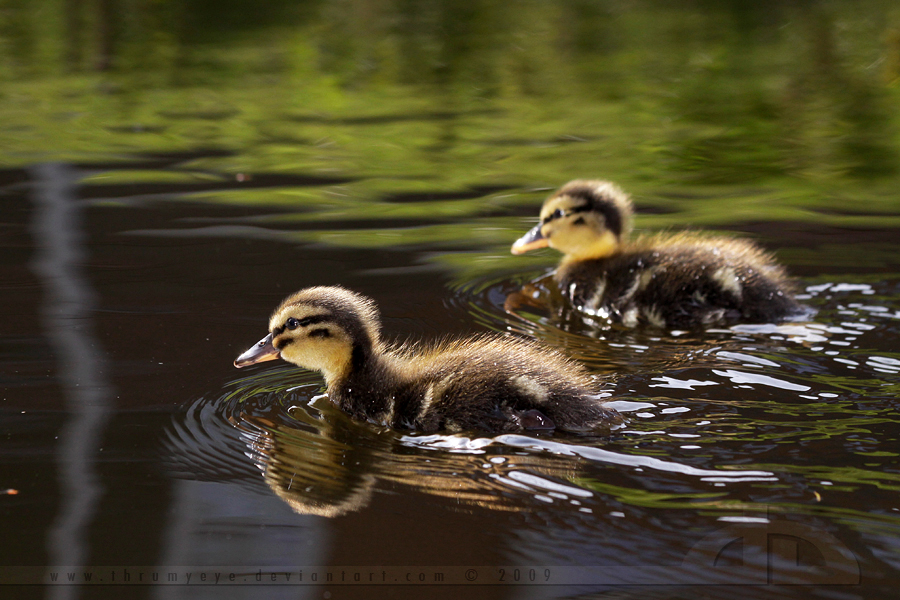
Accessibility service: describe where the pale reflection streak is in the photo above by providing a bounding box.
[416,434,777,482]
[31,163,112,598]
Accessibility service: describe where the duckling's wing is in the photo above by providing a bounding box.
[395,335,616,433]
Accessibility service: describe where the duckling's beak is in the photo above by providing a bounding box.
[511,223,549,255]
[234,333,281,368]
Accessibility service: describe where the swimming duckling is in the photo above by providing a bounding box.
[234,286,618,434]
[511,180,800,328]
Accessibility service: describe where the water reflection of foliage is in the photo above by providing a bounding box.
[3,0,900,190]
[665,3,899,181]
[5,2,900,292]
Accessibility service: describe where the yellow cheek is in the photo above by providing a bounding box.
[556,229,620,261]
[280,338,352,385]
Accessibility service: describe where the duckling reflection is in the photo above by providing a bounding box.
[510,180,800,329]
[240,398,593,517]
[241,401,379,518]
[235,286,619,434]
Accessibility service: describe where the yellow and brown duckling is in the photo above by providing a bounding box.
[511,180,800,328]
[234,286,618,434]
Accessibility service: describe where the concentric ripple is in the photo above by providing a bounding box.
[165,275,900,540]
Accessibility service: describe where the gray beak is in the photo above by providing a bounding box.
[234,333,281,368]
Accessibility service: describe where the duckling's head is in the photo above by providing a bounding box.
[511,180,633,262]
[234,286,382,386]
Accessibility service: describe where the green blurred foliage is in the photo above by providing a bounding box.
[2,0,900,273]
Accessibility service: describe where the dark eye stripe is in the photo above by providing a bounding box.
[543,209,563,224]
[564,187,623,237]
[273,313,332,336]
[274,337,294,351]
[297,314,330,327]
[543,204,590,224]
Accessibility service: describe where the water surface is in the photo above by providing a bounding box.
[3,2,900,599]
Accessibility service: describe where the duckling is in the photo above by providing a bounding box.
[234,286,618,434]
[511,180,800,328]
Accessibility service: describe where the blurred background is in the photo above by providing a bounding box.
[2,1,900,599]
[2,0,900,233]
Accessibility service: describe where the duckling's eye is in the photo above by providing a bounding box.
[543,208,566,224]
[286,317,300,330]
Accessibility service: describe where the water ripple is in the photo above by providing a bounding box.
[163,276,900,539]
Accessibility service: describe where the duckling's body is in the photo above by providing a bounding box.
[235,286,618,434]
[512,180,800,328]
[556,232,799,328]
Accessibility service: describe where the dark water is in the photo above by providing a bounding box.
[3,2,900,599]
